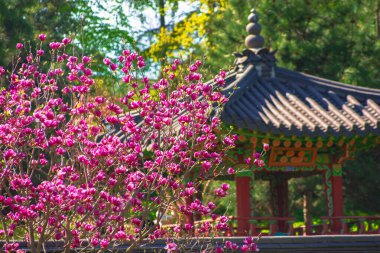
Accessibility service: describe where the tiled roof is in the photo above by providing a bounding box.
[221,63,380,138]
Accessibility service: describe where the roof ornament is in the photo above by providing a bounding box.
[233,8,276,78]
[245,9,265,50]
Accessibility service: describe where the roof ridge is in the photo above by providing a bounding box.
[276,67,380,97]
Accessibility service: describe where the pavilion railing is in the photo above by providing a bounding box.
[162,216,380,237]
[228,216,295,236]
[321,216,380,235]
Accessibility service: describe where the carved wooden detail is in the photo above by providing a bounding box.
[268,147,317,167]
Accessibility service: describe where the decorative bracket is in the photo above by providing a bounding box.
[268,147,317,167]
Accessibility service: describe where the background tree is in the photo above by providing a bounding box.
[201,0,380,87]
[127,0,226,62]
[0,0,78,67]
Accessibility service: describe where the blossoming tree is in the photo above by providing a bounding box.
[0,35,259,252]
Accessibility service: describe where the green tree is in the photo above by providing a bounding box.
[202,0,380,87]
[344,148,380,215]
[124,0,227,63]
[0,0,78,66]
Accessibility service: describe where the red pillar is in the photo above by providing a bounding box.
[270,173,289,233]
[235,176,251,235]
[331,164,344,233]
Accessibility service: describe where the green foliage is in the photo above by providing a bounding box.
[201,0,380,87]
[71,0,135,57]
[0,0,77,66]
[288,175,326,221]
[199,0,253,75]
[344,148,380,215]
[204,180,236,216]
[259,0,380,87]
[126,0,227,64]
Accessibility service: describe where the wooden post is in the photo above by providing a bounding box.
[331,164,344,233]
[235,176,251,235]
[303,191,313,235]
[270,173,289,233]
[323,167,333,234]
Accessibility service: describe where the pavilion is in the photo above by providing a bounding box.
[217,9,380,236]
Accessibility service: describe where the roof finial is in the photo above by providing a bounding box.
[245,9,265,50]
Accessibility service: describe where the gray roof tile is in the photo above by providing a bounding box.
[220,64,380,138]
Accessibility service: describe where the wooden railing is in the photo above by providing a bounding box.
[228,216,295,236]
[321,216,380,234]
[162,216,295,236]
[163,216,380,237]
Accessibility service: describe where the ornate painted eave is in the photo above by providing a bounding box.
[219,10,380,139]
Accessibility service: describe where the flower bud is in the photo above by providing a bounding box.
[38,33,46,41]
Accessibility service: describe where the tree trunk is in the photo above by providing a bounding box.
[159,0,165,29]
[303,191,312,235]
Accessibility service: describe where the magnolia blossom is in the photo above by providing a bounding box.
[0,35,245,253]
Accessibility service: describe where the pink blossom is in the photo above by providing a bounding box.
[49,42,60,49]
[100,238,109,249]
[165,242,178,252]
[69,56,78,63]
[82,56,91,63]
[16,43,23,50]
[83,68,92,76]
[184,223,193,231]
[95,96,106,103]
[122,75,132,83]
[215,247,224,253]
[62,37,71,45]
[0,66,5,76]
[114,230,127,240]
[137,60,145,69]
[221,183,230,191]
[189,64,198,72]
[0,43,244,252]
[38,33,46,41]
[195,60,203,66]
[110,63,118,71]
[103,58,111,66]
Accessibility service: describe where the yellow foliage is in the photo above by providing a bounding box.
[147,0,226,62]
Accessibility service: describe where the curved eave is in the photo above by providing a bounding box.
[219,66,380,138]
[276,68,380,99]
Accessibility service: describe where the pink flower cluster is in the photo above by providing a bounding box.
[214,237,259,252]
[0,35,239,252]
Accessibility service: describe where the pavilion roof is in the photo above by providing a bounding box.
[219,9,380,138]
